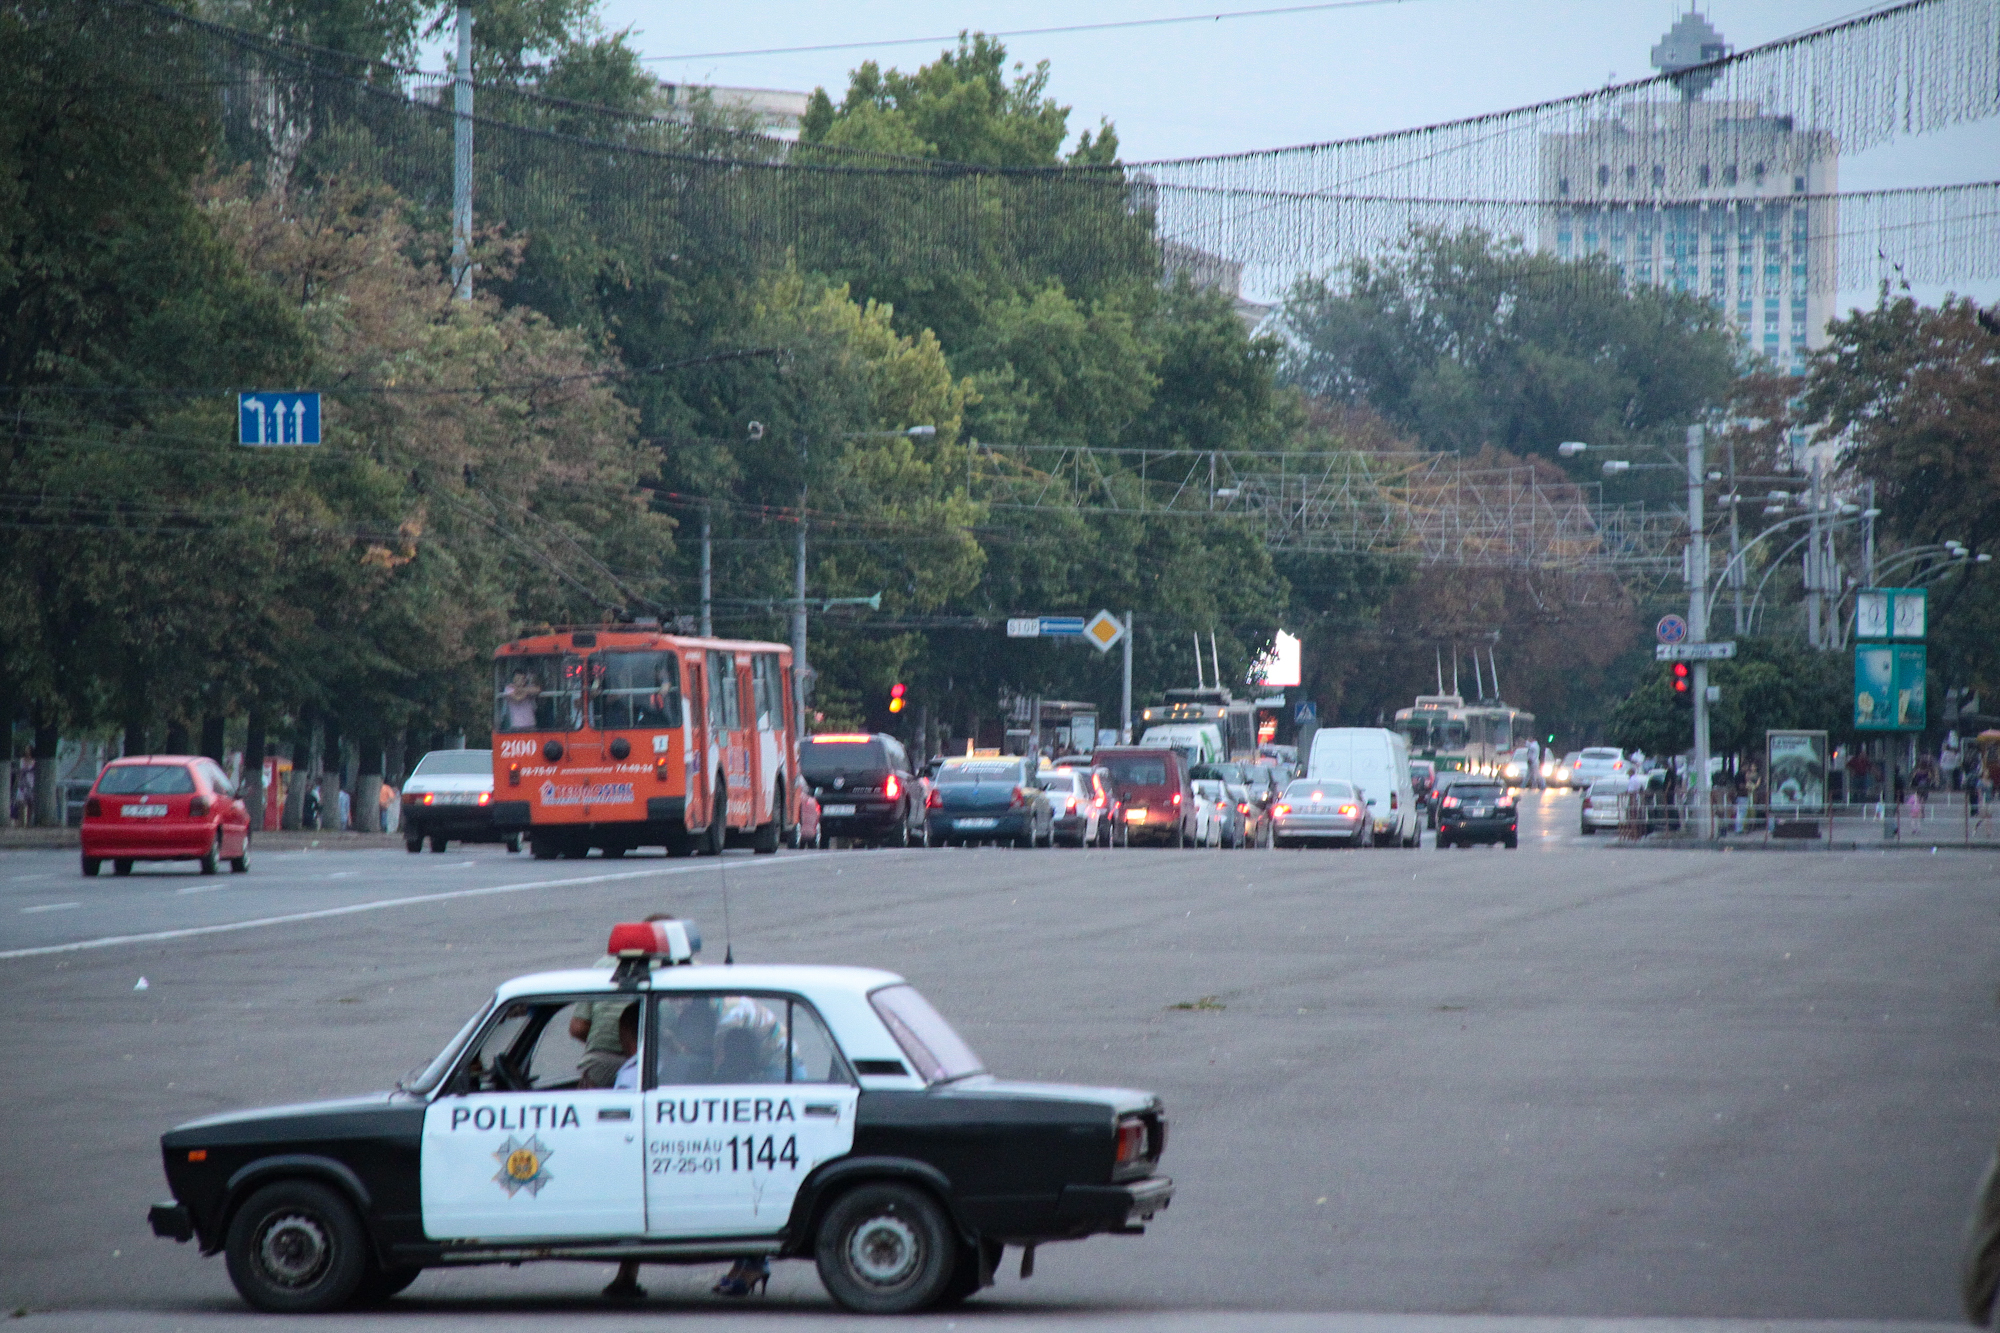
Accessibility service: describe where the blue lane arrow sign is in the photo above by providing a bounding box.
[1038,616,1086,637]
[238,392,321,445]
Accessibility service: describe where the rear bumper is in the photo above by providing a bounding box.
[1441,817,1516,841]
[1055,1176,1174,1232]
[80,822,215,857]
[1273,819,1364,841]
[819,801,903,835]
[934,812,1031,838]
[403,808,499,838]
[148,1201,194,1242]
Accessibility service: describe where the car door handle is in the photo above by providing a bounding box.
[598,1108,632,1121]
[803,1104,841,1118]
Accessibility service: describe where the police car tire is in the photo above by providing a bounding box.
[224,1179,369,1314]
[814,1182,956,1314]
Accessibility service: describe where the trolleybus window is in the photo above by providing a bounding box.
[751,653,782,729]
[706,651,741,730]
[1400,715,1467,752]
[494,656,582,732]
[594,651,682,730]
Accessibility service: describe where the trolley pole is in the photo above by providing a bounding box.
[451,4,474,300]
[1687,424,1713,838]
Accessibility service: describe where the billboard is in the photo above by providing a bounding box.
[1765,730,1828,814]
[1854,643,1927,730]
[1251,630,1302,688]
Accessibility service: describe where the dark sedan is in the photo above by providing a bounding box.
[924,756,1053,847]
[1435,778,1518,848]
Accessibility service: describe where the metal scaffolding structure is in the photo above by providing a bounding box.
[971,444,1687,577]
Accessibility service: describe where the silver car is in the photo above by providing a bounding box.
[1271,777,1371,848]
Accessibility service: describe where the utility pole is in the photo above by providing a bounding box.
[1121,610,1134,744]
[1687,423,1713,838]
[1805,459,1823,649]
[451,3,474,300]
[1727,431,1745,635]
[1863,479,1877,587]
[699,505,712,637]
[792,440,809,731]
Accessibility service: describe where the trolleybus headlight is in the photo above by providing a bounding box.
[654,760,669,783]
[542,739,564,762]
[508,764,521,786]
[609,737,631,761]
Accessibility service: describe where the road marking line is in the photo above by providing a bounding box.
[0,854,822,961]
[19,902,81,914]
[174,883,229,896]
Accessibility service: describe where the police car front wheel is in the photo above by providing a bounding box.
[814,1182,957,1314]
[223,1179,369,1313]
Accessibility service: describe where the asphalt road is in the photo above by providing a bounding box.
[1,789,1994,1327]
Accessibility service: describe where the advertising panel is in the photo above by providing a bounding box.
[1854,644,1927,731]
[1765,730,1828,814]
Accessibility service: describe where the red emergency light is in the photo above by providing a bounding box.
[606,918,698,982]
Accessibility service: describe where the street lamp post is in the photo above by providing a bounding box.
[1686,424,1712,838]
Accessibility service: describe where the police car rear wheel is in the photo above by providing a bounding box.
[225,1179,368,1314]
[816,1183,954,1314]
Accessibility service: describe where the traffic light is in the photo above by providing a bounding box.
[1672,662,1690,694]
[888,682,906,714]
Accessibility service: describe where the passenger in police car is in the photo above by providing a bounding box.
[612,1004,641,1089]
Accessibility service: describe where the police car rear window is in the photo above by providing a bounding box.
[869,985,984,1084]
[96,764,196,795]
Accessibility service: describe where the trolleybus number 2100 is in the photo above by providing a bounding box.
[490,626,797,859]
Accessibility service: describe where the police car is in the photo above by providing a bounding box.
[146,921,1173,1313]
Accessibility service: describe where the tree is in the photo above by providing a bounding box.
[1804,293,2000,714]
[1280,228,1739,499]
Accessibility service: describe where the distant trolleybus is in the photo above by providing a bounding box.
[1394,693,1535,776]
[490,625,797,859]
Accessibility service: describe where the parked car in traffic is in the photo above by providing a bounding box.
[1425,769,1477,829]
[1271,777,1370,848]
[401,749,515,854]
[1555,751,1582,788]
[1094,747,1197,847]
[1039,765,1103,847]
[1435,775,1517,848]
[1579,775,1628,835]
[1225,780,1266,847]
[1192,778,1243,848]
[1570,747,1627,789]
[924,755,1054,847]
[1307,727,1419,848]
[799,733,924,847]
[80,755,252,877]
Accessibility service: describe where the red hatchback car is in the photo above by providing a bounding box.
[80,756,251,877]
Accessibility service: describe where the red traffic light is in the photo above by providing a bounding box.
[1672,662,1690,693]
[888,682,906,713]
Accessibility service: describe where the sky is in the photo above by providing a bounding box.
[450,1,2000,310]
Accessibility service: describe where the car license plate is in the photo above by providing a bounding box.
[122,804,167,818]
[956,817,997,830]
[1468,806,1489,817]
[822,804,856,817]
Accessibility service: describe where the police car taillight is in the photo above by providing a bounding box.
[606,919,700,982]
[1114,1115,1150,1164]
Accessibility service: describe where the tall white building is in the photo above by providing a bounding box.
[1538,11,1838,371]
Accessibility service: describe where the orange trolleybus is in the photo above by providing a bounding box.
[489,624,798,859]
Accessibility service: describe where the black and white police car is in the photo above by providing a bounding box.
[147,921,1173,1313]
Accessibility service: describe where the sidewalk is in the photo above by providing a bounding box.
[0,827,404,852]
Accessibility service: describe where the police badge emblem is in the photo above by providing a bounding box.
[491,1134,554,1197]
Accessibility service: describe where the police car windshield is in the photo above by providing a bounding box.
[412,750,492,777]
[869,984,984,1084]
[402,999,495,1095]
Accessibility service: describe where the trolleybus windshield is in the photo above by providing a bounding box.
[593,650,683,729]
[493,655,583,732]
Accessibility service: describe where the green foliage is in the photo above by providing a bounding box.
[1805,292,2000,714]
[1281,228,1738,496]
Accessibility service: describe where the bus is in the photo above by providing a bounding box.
[1139,688,1257,761]
[1393,694,1535,776]
[490,624,798,859]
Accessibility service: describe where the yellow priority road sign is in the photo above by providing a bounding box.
[1084,610,1125,653]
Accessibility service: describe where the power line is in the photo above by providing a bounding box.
[644,0,1447,63]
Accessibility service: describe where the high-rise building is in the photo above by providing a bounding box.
[1538,11,1837,371]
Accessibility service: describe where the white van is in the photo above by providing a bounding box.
[1138,722,1225,767]
[1306,727,1419,847]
